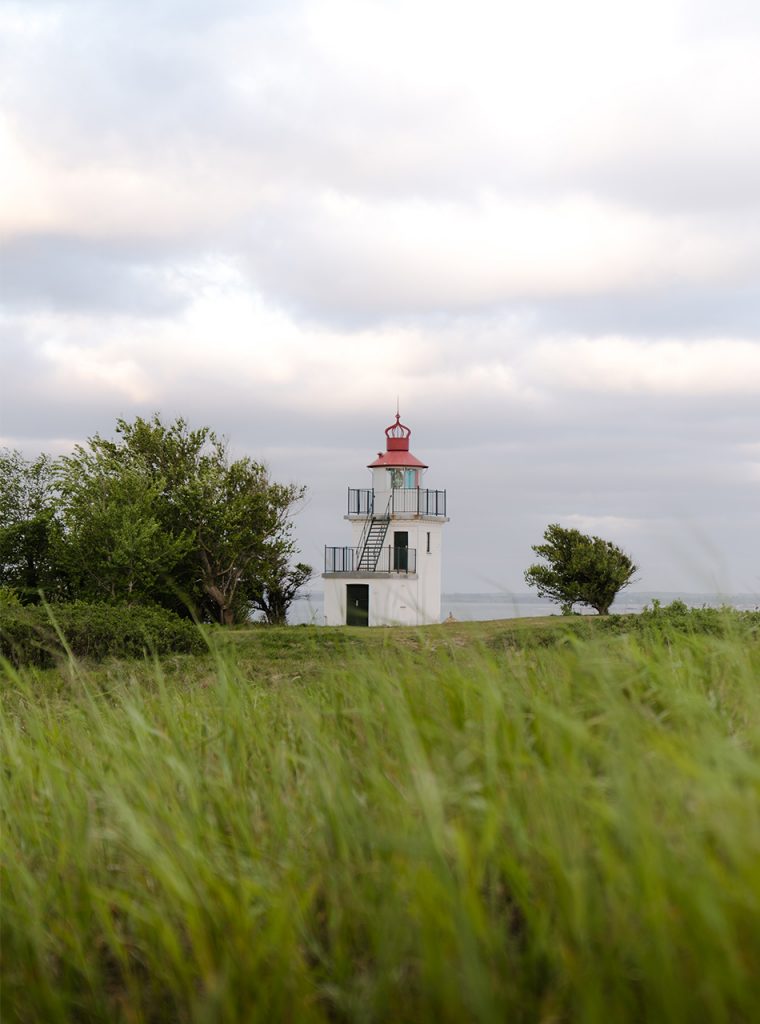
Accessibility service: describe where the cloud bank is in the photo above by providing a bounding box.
[1,0,758,594]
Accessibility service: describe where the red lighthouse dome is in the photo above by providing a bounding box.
[367,413,428,469]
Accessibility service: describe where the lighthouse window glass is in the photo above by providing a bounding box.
[390,469,403,489]
[404,469,417,488]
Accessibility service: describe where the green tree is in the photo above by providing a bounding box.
[0,449,67,603]
[57,453,192,604]
[248,558,313,625]
[58,415,309,625]
[524,523,638,615]
[182,451,308,626]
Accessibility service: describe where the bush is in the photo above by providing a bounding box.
[600,600,760,642]
[0,601,205,667]
[482,602,760,654]
[0,587,21,608]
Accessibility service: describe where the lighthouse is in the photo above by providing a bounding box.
[323,412,448,626]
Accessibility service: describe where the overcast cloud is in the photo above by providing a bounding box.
[1,0,758,597]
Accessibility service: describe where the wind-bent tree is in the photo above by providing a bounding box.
[57,415,310,624]
[248,558,313,625]
[525,523,638,615]
[0,450,67,602]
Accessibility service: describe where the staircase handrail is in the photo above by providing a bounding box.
[357,494,392,569]
[356,511,373,558]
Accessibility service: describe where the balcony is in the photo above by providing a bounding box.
[324,545,418,574]
[347,487,446,517]
[348,488,375,515]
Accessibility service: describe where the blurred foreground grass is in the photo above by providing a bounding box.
[2,612,760,1022]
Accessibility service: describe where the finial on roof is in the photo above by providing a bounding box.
[367,410,428,468]
[385,411,411,444]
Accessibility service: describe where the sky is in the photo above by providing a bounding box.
[1,0,759,596]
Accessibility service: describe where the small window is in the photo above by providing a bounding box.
[426,531,431,553]
[404,469,417,488]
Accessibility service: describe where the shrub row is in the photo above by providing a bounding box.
[485,601,760,653]
[602,599,760,639]
[0,600,206,667]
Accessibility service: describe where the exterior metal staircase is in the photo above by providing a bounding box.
[357,500,391,570]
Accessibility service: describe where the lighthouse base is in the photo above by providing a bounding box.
[322,574,441,627]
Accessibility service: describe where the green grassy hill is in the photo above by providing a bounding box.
[2,610,759,1022]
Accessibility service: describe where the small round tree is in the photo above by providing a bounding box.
[525,523,638,615]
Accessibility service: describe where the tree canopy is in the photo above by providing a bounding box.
[524,523,638,615]
[0,450,67,603]
[1,415,311,625]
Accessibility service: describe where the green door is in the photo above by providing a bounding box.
[346,584,369,626]
[393,531,409,571]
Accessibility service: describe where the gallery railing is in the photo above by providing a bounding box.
[347,488,446,517]
[324,546,418,574]
[347,488,374,515]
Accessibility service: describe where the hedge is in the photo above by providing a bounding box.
[0,601,206,667]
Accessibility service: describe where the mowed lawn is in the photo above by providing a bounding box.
[2,613,760,1023]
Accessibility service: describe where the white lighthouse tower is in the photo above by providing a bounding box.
[323,412,448,626]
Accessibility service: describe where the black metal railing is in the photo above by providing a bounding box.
[391,488,447,516]
[324,546,417,574]
[347,488,374,515]
[421,488,446,516]
[347,487,446,517]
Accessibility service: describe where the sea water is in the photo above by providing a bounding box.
[286,591,760,625]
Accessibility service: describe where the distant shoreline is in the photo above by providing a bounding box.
[296,590,760,605]
[287,591,759,624]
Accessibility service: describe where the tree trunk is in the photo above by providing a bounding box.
[202,578,234,626]
[199,549,237,626]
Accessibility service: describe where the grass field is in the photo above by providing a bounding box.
[2,612,760,1022]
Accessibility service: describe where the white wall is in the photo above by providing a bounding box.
[323,518,445,626]
[324,576,347,625]
[324,575,431,627]
[323,464,446,627]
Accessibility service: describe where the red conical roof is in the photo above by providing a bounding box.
[367,413,428,469]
